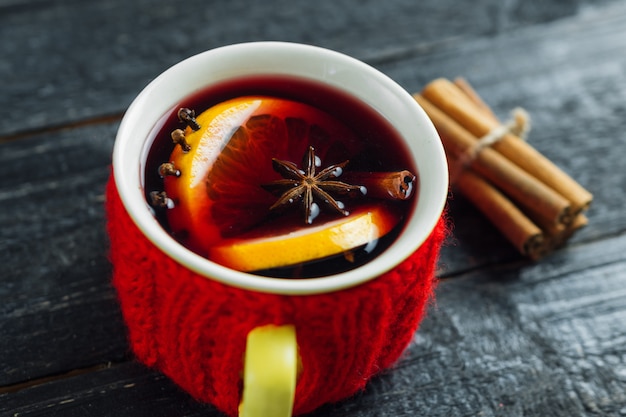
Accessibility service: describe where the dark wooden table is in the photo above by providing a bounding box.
[2,1,626,416]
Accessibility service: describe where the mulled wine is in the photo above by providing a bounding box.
[144,75,418,278]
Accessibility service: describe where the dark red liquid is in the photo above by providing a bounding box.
[144,75,417,278]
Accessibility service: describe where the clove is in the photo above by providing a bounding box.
[158,162,181,178]
[171,129,191,152]
[149,191,174,209]
[177,107,201,131]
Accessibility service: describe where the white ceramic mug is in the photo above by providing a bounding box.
[108,42,448,417]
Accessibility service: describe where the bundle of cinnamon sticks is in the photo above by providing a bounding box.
[414,78,592,259]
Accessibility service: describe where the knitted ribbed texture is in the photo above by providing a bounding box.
[105,175,446,416]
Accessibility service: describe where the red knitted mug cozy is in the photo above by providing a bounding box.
[105,175,447,416]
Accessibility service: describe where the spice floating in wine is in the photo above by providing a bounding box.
[144,77,417,277]
[262,145,367,225]
[209,202,403,272]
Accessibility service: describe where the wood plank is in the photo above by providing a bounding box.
[0,0,620,137]
[0,362,217,417]
[0,123,130,386]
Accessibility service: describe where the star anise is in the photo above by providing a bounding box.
[262,146,366,224]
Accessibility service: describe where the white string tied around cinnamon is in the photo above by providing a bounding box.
[451,107,531,183]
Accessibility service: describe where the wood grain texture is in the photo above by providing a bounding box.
[1,0,626,416]
[0,124,129,386]
[0,0,617,137]
[0,362,215,417]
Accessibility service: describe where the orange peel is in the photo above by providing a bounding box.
[163,96,361,255]
[208,204,401,272]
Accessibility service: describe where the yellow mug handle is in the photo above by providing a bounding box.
[240,324,298,417]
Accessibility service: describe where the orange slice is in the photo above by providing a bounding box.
[208,203,401,272]
[164,96,361,256]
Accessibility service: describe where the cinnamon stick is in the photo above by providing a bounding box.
[415,77,590,258]
[453,166,545,259]
[452,77,592,247]
[341,171,416,201]
[546,213,588,250]
[422,78,593,215]
[450,78,582,237]
[453,77,499,124]
[414,94,571,226]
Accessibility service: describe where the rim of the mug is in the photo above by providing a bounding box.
[113,41,448,295]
